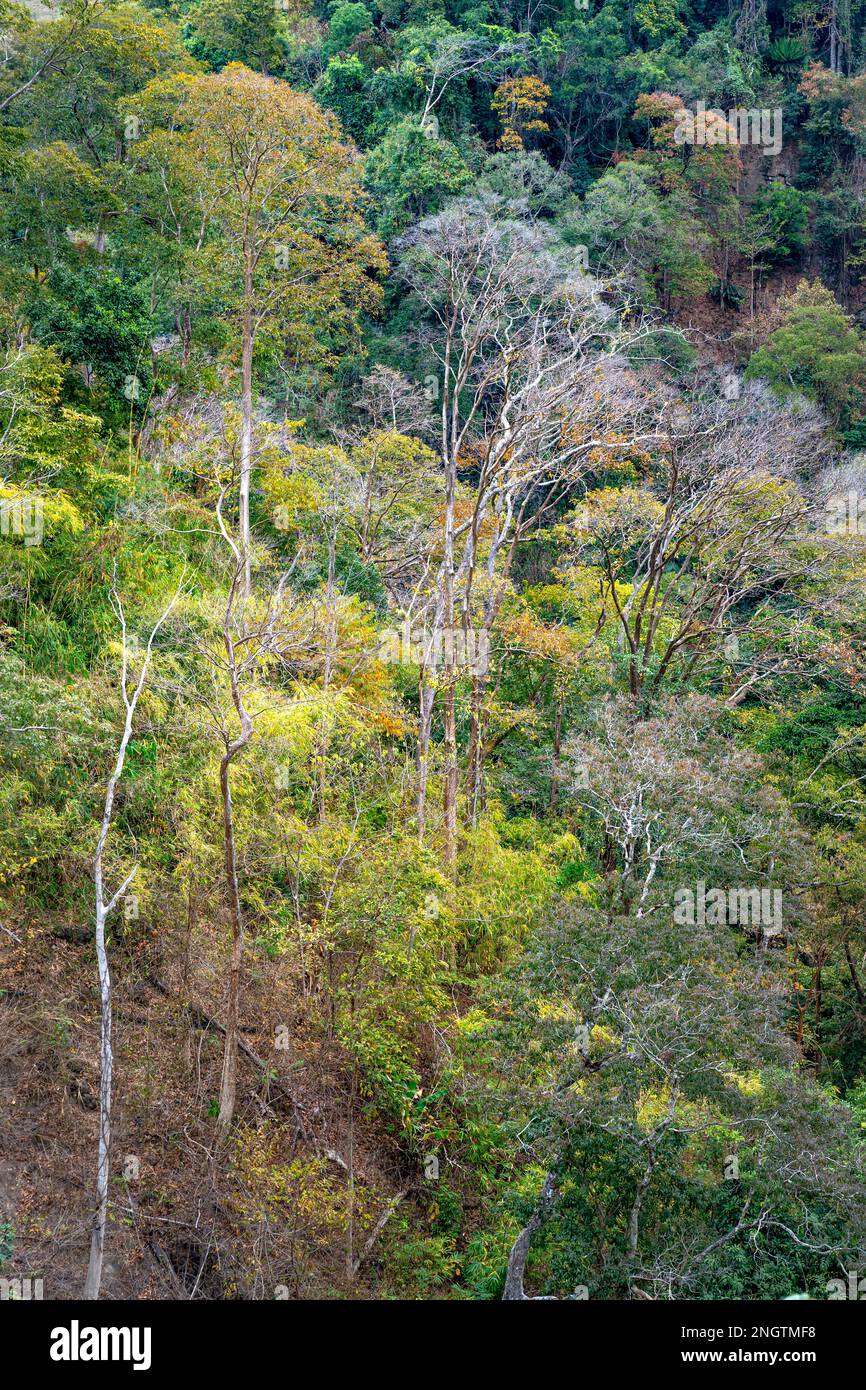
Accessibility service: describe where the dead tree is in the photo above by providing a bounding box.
[83,567,185,1300]
[202,463,309,1137]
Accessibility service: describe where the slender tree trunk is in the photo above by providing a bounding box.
[549,685,565,814]
[83,899,112,1300]
[346,1063,357,1282]
[84,574,184,1299]
[442,667,457,866]
[176,306,192,366]
[830,0,839,73]
[844,939,866,1006]
[465,668,484,827]
[216,564,254,1136]
[462,501,516,827]
[216,750,244,1135]
[626,1151,655,1289]
[317,533,336,823]
[442,460,458,869]
[416,588,446,843]
[182,877,196,1072]
[239,251,254,597]
[416,672,436,842]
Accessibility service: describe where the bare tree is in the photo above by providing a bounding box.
[181,445,338,1137]
[417,34,524,128]
[398,199,660,856]
[206,470,303,1136]
[83,567,186,1300]
[355,366,430,438]
[568,382,832,702]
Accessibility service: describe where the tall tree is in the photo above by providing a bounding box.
[399,199,657,859]
[130,64,385,591]
[84,567,185,1300]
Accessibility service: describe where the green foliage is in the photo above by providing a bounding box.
[746,280,866,428]
[183,0,288,72]
[316,53,371,143]
[749,183,811,264]
[324,2,374,59]
[765,37,808,73]
[3,0,866,1309]
[365,118,472,239]
[26,263,153,400]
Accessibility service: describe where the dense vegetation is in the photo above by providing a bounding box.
[3,0,866,1302]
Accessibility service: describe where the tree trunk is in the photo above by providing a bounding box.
[83,901,112,1300]
[549,685,565,814]
[626,1151,655,1290]
[217,750,244,1135]
[216,563,254,1136]
[317,533,336,823]
[830,0,839,73]
[239,252,254,597]
[416,672,436,843]
[442,668,457,867]
[83,572,184,1299]
[465,669,485,828]
[502,1170,557,1300]
[176,305,192,366]
[442,459,458,870]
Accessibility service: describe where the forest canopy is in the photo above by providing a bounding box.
[3,0,866,1311]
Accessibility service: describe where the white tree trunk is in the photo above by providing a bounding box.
[83,572,184,1299]
[83,902,112,1300]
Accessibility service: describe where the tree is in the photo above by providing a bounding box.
[407,27,524,130]
[177,412,319,1136]
[0,141,114,291]
[477,150,572,222]
[398,197,657,860]
[344,430,440,592]
[128,64,385,592]
[364,118,471,241]
[9,0,191,167]
[574,159,712,307]
[485,697,866,1299]
[0,0,102,117]
[746,279,866,429]
[27,263,153,395]
[564,381,823,701]
[491,76,551,152]
[323,1,373,60]
[84,566,185,1300]
[315,54,370,145]
[749,184,811,265]
[183,0,288,75]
